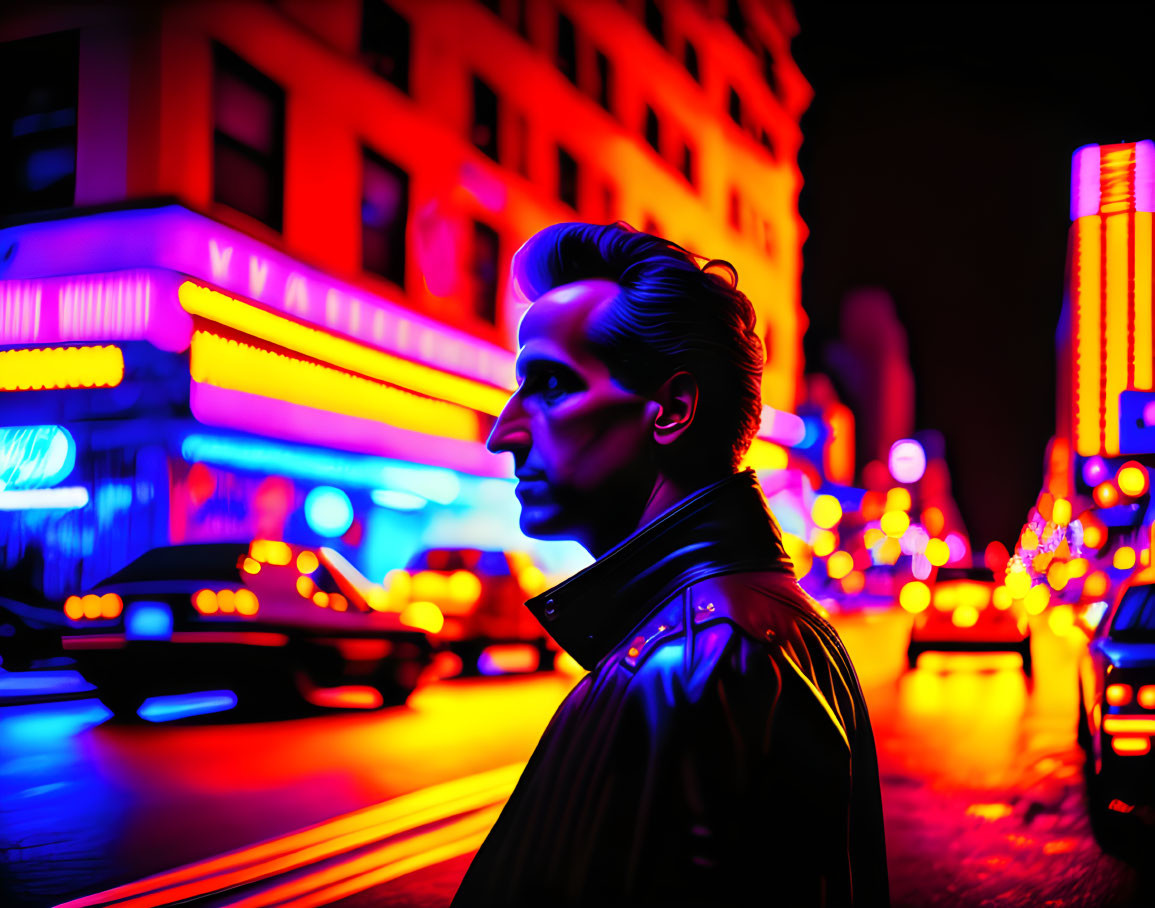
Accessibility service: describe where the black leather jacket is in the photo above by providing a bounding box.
[452,471,890,907]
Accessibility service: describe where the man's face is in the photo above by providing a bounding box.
[487,279,658,551]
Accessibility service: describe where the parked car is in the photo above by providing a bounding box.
[61,541,433,716]
[391,548,558,676]
[1077,570,1155,851]
[906,566,1032,674]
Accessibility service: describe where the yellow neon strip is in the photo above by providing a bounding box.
[1135,212,1153,390]
[1103,716,1155,735]
[1073,216,1102,456]
[1105,213,1129,455]
[190,331,480,442]
[740,438,788,471]
[0,344,123,390]
[53,763,522,908]
[179,282,510,415]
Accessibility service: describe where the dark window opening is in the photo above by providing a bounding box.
[477,0,500,13]
[471,74,499,161]
[726,0,752,47]
[644,0,665,45]
[644,105,660,153]
[556,12,577,83]
[602,182,617,221]
[728,87,742,127]
[515,0,530,39]
[360,0,410,94]
[643,214,660,235]
[760,128,776,159]
[680,142,695,185]
[470,220,500,324]
[362,147,409,288]
[729,188,741,230]
[683,40,700,82]
[595,49,613,113]
[761,46,778,96]
[513,111,530,178]
[557,146,578,209]
[213,45,285,231]
[0,31,78,218]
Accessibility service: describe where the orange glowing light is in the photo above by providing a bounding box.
[992,586,1012,609]
[1106,684,1133,706]
[1081,519,1106,550]
[243,557,261,574]
[861,491,885,521]
[827,550,854,580]
[1103,716,1155,735]
[235,589,259,616]
[1036,492,1055,521]
[448,570,483,607]
[899,581,931,614]
[1083,571,1109,599]
[811,494,842,530]
[877,536,902,565]
[922,507,945,537]
[300,683,385,710]
[1047,562,1069,590]
[880,510,909,539]
[217,589,236,613]
[0,344,125,390]
[840,570,865,595]
[1024,584,1050,615]
[1047,605,1075,636]
[1005,568,1031,599]
[925,538,950,567]
[296,576,315,598]
[1117,462,1149,498]
[330,593,348,612]
[1138,686,1155,709]
[251,539,292,565]
[862,527,883,549]
[99,593,123,619]
[81,594,101,619]
[1052,498,1072,526]
[1113,546,1137,571]
[952,604,979,628]
[400,600,444,634]
[1111,736,1151,756]
[194,589,218,614]
[1093,482,1120,509]
[480,643,541,673]
[885,487,912,512]
[313,591,330,607]
[811,528,838,557]
[64,595,84,620]
[297,550,319,574]
[516,566,548,597]
[1020,528,1039,551]
[181,282,511,415]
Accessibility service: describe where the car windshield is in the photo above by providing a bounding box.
[98,544,247,585]
[935,567,995,583]
[1110,584,1155,641]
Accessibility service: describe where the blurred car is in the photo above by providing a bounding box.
[906,566,1032,675]
[1077,570,1155,849]
[61,541,434,715]
[389,548,559,677]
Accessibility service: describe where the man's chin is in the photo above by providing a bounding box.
[518,506,574,541]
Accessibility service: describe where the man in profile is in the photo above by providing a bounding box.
[452,223,889,907]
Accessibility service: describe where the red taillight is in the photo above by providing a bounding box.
[1111,736,1151,756]
[64,593,120,620]
[193,588,259,616]
[1138,685,1155,710]
[1106,683,1133,706]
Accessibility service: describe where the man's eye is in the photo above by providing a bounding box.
[527,372,569,404]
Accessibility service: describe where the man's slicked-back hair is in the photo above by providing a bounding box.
[512,221,766,473]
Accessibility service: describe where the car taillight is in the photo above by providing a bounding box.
[400,601,444,634]
[1139,686,1155,710]
[1111,736,1151,757]
[1106,683,1133,706]
[64,593,122,620]
[192,588,259,616]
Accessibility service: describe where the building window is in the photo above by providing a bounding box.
[360,0,410,94]
[728,87,743,127]
[680,142,695,185]
[760,128,776,159]
[644,106,660,154]
[644,0,665,46]
[362,148,409,287]
[471,74,499,161]
[683,40,700,82]
[726,0,752,47]
[0,31,78,218]
[556,12,577,84]
[557,145,578,209]
[513,111,530,178]
[729,188,741,231]
[594,49,613,113]
[515,0,530,39]
[477,0,500,14]
[470,220,500,324]
[213,45,285,231]
[762,46,778,96]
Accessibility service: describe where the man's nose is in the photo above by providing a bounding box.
[486,392,533,454]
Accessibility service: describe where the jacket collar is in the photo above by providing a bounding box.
[525,469,794,670]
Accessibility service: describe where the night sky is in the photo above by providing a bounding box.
[793,2,1155,550]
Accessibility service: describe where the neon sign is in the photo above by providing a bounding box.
[0,425,76,490]
[0,206,515,389]
[0,345,124,390]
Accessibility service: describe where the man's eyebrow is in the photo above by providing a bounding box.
[515,354,579,381]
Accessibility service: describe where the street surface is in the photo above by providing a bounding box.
[2,607,1152,908]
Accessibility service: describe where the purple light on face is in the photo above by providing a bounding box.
[1071,144,1101,221]
[1082,455,1109,486]
[190,382,512,479]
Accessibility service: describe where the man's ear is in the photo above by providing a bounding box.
[652,371,698,445]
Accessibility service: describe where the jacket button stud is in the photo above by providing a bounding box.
[544,599,556,617]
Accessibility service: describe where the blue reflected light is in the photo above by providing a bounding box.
[0,699,112,748]
[306,486,354,537]
[371,489,427,511]
[0,670,95,696]
[125,601,173,640]
[0,425,77,490]
[137,690,238,722]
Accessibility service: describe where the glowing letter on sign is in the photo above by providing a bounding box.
[249,256,269,297]
[209,240,233,281]
[286,273,309,314]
